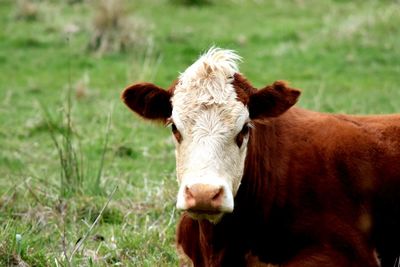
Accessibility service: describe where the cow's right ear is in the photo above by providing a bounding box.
[248,81,300,119]
[121,83,172,122]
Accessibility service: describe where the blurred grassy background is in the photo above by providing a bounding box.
[0,0,399,265]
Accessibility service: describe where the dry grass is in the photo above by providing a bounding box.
[0,175,177,266]
[88,0,150,55]
[127,45,163,82]
[14,0,39,21]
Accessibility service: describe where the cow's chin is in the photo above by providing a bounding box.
[187,210,224,224]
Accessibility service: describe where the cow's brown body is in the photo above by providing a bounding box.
[177,107,400,267]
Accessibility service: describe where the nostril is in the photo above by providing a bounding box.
[185,186,194,199]
[212,187,223,201]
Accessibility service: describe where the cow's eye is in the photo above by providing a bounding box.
[236,124,250,148]
[171,123,182,143]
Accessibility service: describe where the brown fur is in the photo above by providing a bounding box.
[232,73,256,105]
[122,75,400,267]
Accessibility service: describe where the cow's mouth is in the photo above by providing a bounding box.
[187,209,224,223]
[188,209,221,215]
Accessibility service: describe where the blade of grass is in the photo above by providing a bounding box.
[93,107,113,195]
[68,185,118,262]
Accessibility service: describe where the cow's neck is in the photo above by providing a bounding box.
[184,110,294,256]
[237,113,290,220]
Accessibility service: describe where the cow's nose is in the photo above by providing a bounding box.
[184,184,224,212]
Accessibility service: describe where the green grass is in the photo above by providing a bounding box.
[0,0,399,265]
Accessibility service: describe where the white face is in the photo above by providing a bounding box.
[170,48,249,222]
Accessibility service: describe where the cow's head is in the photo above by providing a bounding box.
[122,48,300,223]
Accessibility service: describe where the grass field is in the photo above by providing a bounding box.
[0,0,399,266]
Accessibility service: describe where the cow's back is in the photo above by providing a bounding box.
[277,108,400,185]
[273,108,400,265]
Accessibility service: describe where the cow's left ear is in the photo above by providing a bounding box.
[121,82,172,122]
[248,81,301,119]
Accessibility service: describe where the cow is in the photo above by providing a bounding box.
[121,48,400,267]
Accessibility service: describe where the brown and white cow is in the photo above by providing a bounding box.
[121,48,400,267]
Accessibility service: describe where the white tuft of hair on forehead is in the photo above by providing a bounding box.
[176,47,242,105]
